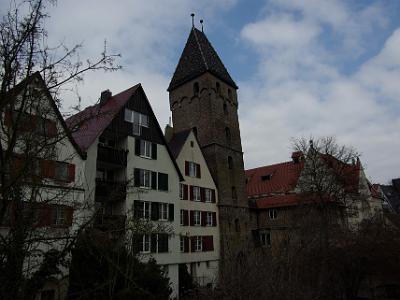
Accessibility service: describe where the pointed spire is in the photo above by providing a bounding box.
[168,24,237,91]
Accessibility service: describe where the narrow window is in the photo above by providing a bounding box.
[193,82,199,96]
[228,156,233,169]
[225,127,231,143]
[228,89,232,99]
[269,209,277,220]
[234,219,240,232]
[232,186,237,199]
[223,102,228,114]
[216,82,220,94]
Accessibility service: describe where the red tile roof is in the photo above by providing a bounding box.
[254,194,302,209]
[246,161,304,197]
[66,84,140,153]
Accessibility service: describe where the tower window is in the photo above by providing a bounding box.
[235,218,240,232]
[223,102,228,114]
[232,186,237,199]
[225,127,231,143]
[193,82,199,96]
[228,156,233,169]
[216,82,220,94]
[228,89,232,100]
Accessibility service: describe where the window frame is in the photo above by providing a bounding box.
[194,210,201,226]
[205,189,212,203]
[141,234,151,253]
[268,209,277,220]
[189,162,197,177]
[206,212,213,226]
[140,140,152,158]
[139,169,152,189]
[180,236,185,252]
[193,186,201,202]
[159,203,168,221]
[195,236,202,252]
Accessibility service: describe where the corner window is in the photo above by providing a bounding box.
[269,209,277,220]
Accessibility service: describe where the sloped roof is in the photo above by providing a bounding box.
[168,129,191,159]
[168,27,237,91]
[5,72,85,159]
[246,161,304,197]
[66,84,140,153]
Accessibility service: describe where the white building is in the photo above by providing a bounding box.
[167,128,220,288]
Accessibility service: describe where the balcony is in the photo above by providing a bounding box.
[94,214,126,232]
[97,145,128,167]
[95,179,127,203]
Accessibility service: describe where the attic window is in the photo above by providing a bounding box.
[261,174,273,181]
[190,141,194,147]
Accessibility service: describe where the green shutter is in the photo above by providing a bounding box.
[151,143,157,159]
[168,204,174,221]
[158,173,168,191]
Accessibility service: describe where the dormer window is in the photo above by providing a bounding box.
[193,82,199,96]
[261,174,272,181]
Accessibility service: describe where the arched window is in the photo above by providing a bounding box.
[225,127,231,143]
[232,186,237,199]
[193,82,199,96]
[223,102,228,114]
[228,156,233,169]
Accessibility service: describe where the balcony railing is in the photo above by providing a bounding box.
[97,145,128,166]
[94,214,126,232]
[95,179,127,202]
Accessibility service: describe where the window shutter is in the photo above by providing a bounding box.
[183,210,189,226]
[202,236,214,252]
[151,172,157,190]
[135,138,141,156]
[67,164,75,182]
[158,234,168,253]
[41,160,55,179]
[185,161,189,176]
[196,163,201,178]
[211,190,216,203]
[190,211,194,226]
[184,237,189,253]
[158,173,168,191]
[190,237,196,252]
[65,207,74,227]
[151,234,157,253]
[189,186,194,201]
[134,168,140,187]
[168,204,174,221]
[183,184,188,200]
[151,202,159,221]
[200,188,205,202]
[208,236,214,251]
[134,201,142,219]
[201,211,207,227]
[212,212,217,227]
[151,143,157,159]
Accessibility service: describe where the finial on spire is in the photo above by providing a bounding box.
[191,13,195,27]
[200,19,204,32]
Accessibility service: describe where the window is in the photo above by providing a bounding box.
[205,189,212,203]
[228,156,233,169]
[179,184,185,200]
[260,231,271,247]
[232,186,237,199]
[261,174,272,181]
[189,162,198,177]
[180,236,185,252]
[156,233,169,253]
[159,203,168,221]
[193,186,201,202]
[225,127,231,143]
[206,212,213,226]
[194,211,201,226]
[139,169,152,188]
[223,102,228,114]
[195,236,202,252]
[141,234,151,253]
[193,82,199,96]
[124,109,149,135]
[140,140,152,158]
[216,82,220,94]
[55,162,68,181]
[190,141,194,147]
[52,206,66,225]
[180,210,185,225]
[269,209,277,220]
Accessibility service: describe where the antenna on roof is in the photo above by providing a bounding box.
[191,13,195,27]
[200,19,204,32]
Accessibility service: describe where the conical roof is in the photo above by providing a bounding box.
[168,27,237,91]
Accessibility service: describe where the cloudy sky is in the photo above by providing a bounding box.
[4,0,399,184]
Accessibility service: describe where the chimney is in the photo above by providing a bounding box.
[165,124,174,142]
[291,151,303,163]
[100,89,112,105]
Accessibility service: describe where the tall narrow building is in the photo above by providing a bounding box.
[168,25,249,258]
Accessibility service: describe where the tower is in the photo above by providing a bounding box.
[168,24,250,258]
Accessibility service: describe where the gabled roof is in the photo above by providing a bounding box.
[246,161,304,197]
[66,84,140,153]
[5,72,85,159]
[168,129,192,159]
[168,27,237,91]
